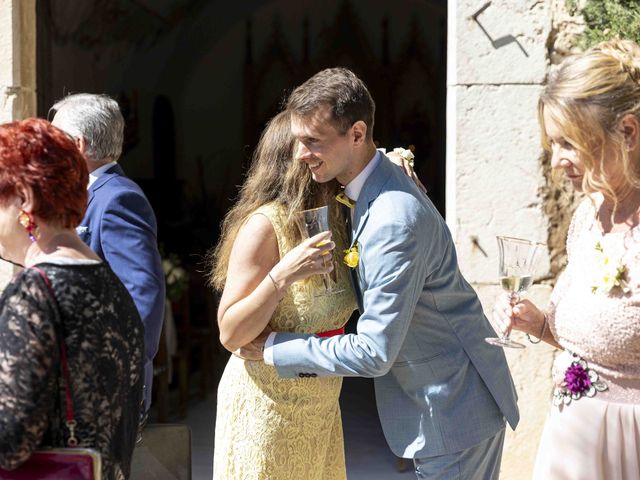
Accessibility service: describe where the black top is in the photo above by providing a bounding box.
[0,262,144,480]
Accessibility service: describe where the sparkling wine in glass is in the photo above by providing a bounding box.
[486,235,544,349]
[294,205,344,297]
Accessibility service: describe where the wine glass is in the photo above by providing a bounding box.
[294,205,344,297]
[485,235,544,349]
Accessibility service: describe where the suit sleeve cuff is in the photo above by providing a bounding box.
[263,332,277,365]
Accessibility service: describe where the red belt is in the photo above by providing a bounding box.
[316,327,344,337]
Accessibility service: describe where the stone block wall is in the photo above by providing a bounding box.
[447,1,559,477]
[0,0,36,121]
[0,0,36,287]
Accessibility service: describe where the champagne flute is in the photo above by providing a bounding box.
[294,205,344,297]
[485,235,544,349]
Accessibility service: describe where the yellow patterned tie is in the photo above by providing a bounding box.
[335,192,356,209]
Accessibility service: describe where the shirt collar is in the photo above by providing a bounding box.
[88,161,117,188]
[344,150,381,202]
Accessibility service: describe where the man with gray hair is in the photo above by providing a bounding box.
[51,93,165,415]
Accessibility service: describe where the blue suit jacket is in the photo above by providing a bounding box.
[77,164,165,411]
[272,155,519,458]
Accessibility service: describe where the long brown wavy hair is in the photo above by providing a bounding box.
[208,110,343,290]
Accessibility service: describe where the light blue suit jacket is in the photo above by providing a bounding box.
[77,164,165,412]
[272,155,519,458]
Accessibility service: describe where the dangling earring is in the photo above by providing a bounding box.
[18,210,38,242]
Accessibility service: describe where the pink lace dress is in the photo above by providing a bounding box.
[534,196,640,479]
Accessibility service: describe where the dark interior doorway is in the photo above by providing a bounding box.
[36,0,447,461]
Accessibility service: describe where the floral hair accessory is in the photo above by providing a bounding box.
[591,241,629,295]
[392,147,415,168]
[552,352,608,407]
[343,241,359,268]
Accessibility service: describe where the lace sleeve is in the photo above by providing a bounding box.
[0,271,59,470]
[565,197,594,259]
[545,198,593,338]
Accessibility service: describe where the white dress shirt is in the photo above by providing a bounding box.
[344,149,382,204]
[88,161,118,188]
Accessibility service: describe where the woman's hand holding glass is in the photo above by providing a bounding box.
[294,206,344,296]
[492,295,545,340]
[485,235,544,348]
[268,231,336,290]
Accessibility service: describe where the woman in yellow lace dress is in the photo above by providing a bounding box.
[209,111,356,480]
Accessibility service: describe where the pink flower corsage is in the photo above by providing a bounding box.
[552,351,608,406]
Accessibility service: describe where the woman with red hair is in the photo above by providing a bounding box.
[0,118,144,480]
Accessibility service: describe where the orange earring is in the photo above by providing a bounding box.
[18,210,38,242]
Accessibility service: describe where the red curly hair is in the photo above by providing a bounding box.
[0,118,88,228]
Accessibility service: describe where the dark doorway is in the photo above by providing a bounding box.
[37,0,447,227]
[36,0,446,473]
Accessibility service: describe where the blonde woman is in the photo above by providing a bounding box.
[494,39,640,479]
[209,111,356,479]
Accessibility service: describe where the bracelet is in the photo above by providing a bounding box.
[526,313,547,344]
[267,272,280,296]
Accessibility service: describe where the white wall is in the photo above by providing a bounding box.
[447,1,556,477]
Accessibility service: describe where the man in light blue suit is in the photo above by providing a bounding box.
[51,94,165,414]
[257,68,519,478]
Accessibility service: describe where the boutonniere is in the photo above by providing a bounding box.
[343,241,359,268]
[591,241,629,294]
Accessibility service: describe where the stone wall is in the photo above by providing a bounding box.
[0,0,36,286]
[0,0,36,121]
[448,1,561,477]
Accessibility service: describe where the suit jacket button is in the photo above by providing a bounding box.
[298,373,305,378]
[311,373,317,377]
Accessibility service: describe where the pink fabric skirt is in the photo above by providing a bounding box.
[533,387,640,480]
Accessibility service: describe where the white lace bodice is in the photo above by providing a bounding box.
[548,195,640,381]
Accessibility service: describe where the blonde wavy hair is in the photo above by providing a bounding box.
[539,38,640,204]
[208,111,343,290]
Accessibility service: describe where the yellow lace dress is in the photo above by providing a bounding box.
[213,203,357,480]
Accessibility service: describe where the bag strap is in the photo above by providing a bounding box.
[31,266,79,448]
